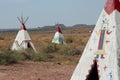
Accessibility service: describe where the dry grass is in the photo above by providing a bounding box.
[0,27,92,65]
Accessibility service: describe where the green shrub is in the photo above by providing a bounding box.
[17,49,44,62]
[0,48,49,65]
[24,52,43,61]
[40,54,54,62]
[68,49,81,56]
[0,48,25,65]
[58,46,68,55]
[66,38,73,43]
[58,45,81,56]
[80,39,85,46]
[43,43,58,53]
[0,36,4,40]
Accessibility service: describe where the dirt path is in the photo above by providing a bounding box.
[0,61,76,80]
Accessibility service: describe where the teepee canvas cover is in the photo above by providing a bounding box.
[71,0,120,80]
[52,24,66,44]
[12,17,36,52]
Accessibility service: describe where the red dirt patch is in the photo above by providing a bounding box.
[0,61,76,80]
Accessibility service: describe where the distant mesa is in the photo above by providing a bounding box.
[0,24,95,32]
[38,24,95,30]
[38,24,66,30]
[72,24,95,28]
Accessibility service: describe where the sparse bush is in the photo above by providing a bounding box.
[0,48,48,65]
[68,49,81,56]
[17,49,44,62]
[0,37,4,40]
[41,54,54,62]
[80,39,85,45]
[23,52,40,61]
[58,46,68,55]
[0,48,25,65]
[58,45,81,56]
[43,43,58,53]
[66,38,73,43]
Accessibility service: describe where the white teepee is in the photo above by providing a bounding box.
[52,24,66,44]
[71,0,120,80]
[12,16,36,52]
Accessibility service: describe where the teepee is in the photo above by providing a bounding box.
[71,0,120,80]
[52,24,66,44]
[12,16,36,52]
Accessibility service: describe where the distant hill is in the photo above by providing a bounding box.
[0,29,18,32]
[72,24,95,28]
[37,24,66,30]
[0,24,95,32]
[37,24,95,30]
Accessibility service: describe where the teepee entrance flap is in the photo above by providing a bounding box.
[86,60,99,80]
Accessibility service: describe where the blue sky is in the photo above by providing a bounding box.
[0,0,105,29]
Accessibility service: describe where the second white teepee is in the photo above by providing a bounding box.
[52,24,66,44]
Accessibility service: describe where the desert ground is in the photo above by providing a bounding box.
[0,62,76,80]
[0,27,93,80]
